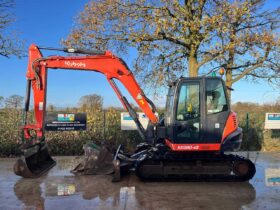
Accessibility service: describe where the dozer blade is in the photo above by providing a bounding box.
[14,143,56,178]
[71,144,115,176]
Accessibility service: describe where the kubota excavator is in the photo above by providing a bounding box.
[14,44,256,181]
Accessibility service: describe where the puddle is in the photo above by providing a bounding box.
[0,153,279,210]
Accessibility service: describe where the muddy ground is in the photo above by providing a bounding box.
[0,152,279,210]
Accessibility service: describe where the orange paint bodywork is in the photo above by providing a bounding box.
[222,112,238,142]
[165,112,238,152]
[24,44,158,141]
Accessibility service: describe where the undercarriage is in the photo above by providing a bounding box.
[13,141,256,182]
[71,143,256,182]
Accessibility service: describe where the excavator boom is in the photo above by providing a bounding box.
[26,44,158,135]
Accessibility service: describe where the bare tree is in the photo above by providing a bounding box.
[214,0,280,98]
[0,96,4,108]
[0,0,24,58]
[78,94,103,110]
[47,104,56,112]
[63,0,279,97]
[5,94,23,109]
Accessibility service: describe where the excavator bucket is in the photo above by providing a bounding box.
[14,143,56,178]
[71,143,115,176]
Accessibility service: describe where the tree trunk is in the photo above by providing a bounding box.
[188,55,199,77]
[225,30,237,103]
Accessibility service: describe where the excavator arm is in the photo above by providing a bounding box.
[23,44,158,143]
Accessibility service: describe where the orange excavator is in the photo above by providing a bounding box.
[14,44,256,181]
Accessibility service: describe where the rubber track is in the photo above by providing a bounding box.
[135,153,256,182]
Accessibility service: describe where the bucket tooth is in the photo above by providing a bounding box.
[112,159,121,182]
[14,144,56,178]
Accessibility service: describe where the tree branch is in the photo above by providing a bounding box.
[232,45,272,83]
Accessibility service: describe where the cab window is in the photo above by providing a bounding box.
[206,79,228,114]
[176,83,200,121]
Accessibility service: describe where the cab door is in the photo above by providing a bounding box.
[173,79,203,143]
[165,77,230,145]
[204,78,230,143]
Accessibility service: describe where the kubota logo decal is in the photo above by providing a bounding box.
[64,61,86,68]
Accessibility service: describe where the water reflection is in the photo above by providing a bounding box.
[14,175,256,210]
[14,178,45,210]
[134,181,256,210]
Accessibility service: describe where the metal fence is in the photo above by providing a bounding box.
[1,108,278,156]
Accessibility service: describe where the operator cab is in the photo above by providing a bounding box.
[164,77,234,149]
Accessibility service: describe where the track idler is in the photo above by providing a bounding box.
[14,141,56,178]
